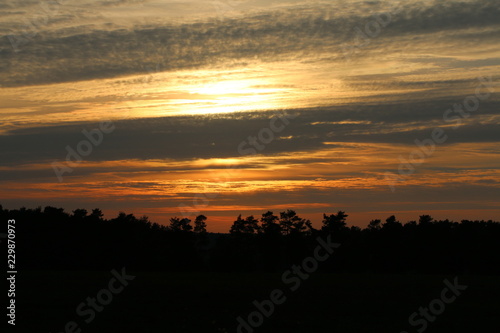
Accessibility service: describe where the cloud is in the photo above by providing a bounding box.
[1,0,499,87]
[0,96,498,169]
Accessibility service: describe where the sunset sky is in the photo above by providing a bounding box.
[1,0,499,232]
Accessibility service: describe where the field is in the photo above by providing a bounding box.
[16,271,499,333]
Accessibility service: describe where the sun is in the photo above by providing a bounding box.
[185,77,287,114]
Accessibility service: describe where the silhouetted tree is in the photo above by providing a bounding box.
[112,212,140,225]
[241,215,260,234]
[419,215,433,225]
[260,211,281,235]
[169,217,193,232]
[382,215,402,230]
[89,208,104,222]
[321,211,348,233]
[229,215,260,234]
[279,210,313,235]
[72,208,88,221]
[138,215,152,226]
[367,219,381,230]
[43,206,69,222]
[230,214,244,234]
[194,215,208,233]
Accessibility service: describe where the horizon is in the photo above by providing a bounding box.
[3,204,499,233]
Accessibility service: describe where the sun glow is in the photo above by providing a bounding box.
[193,80,251,95]
[185,77,288,114]
[0,61,348,131]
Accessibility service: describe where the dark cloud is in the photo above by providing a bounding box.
[1,0,499,87]
[0,96,498,168]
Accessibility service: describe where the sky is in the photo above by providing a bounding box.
[0,0,499,232]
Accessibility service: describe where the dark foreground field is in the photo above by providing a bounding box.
[15,271,499,333]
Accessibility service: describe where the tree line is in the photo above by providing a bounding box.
[2,205,499,274]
